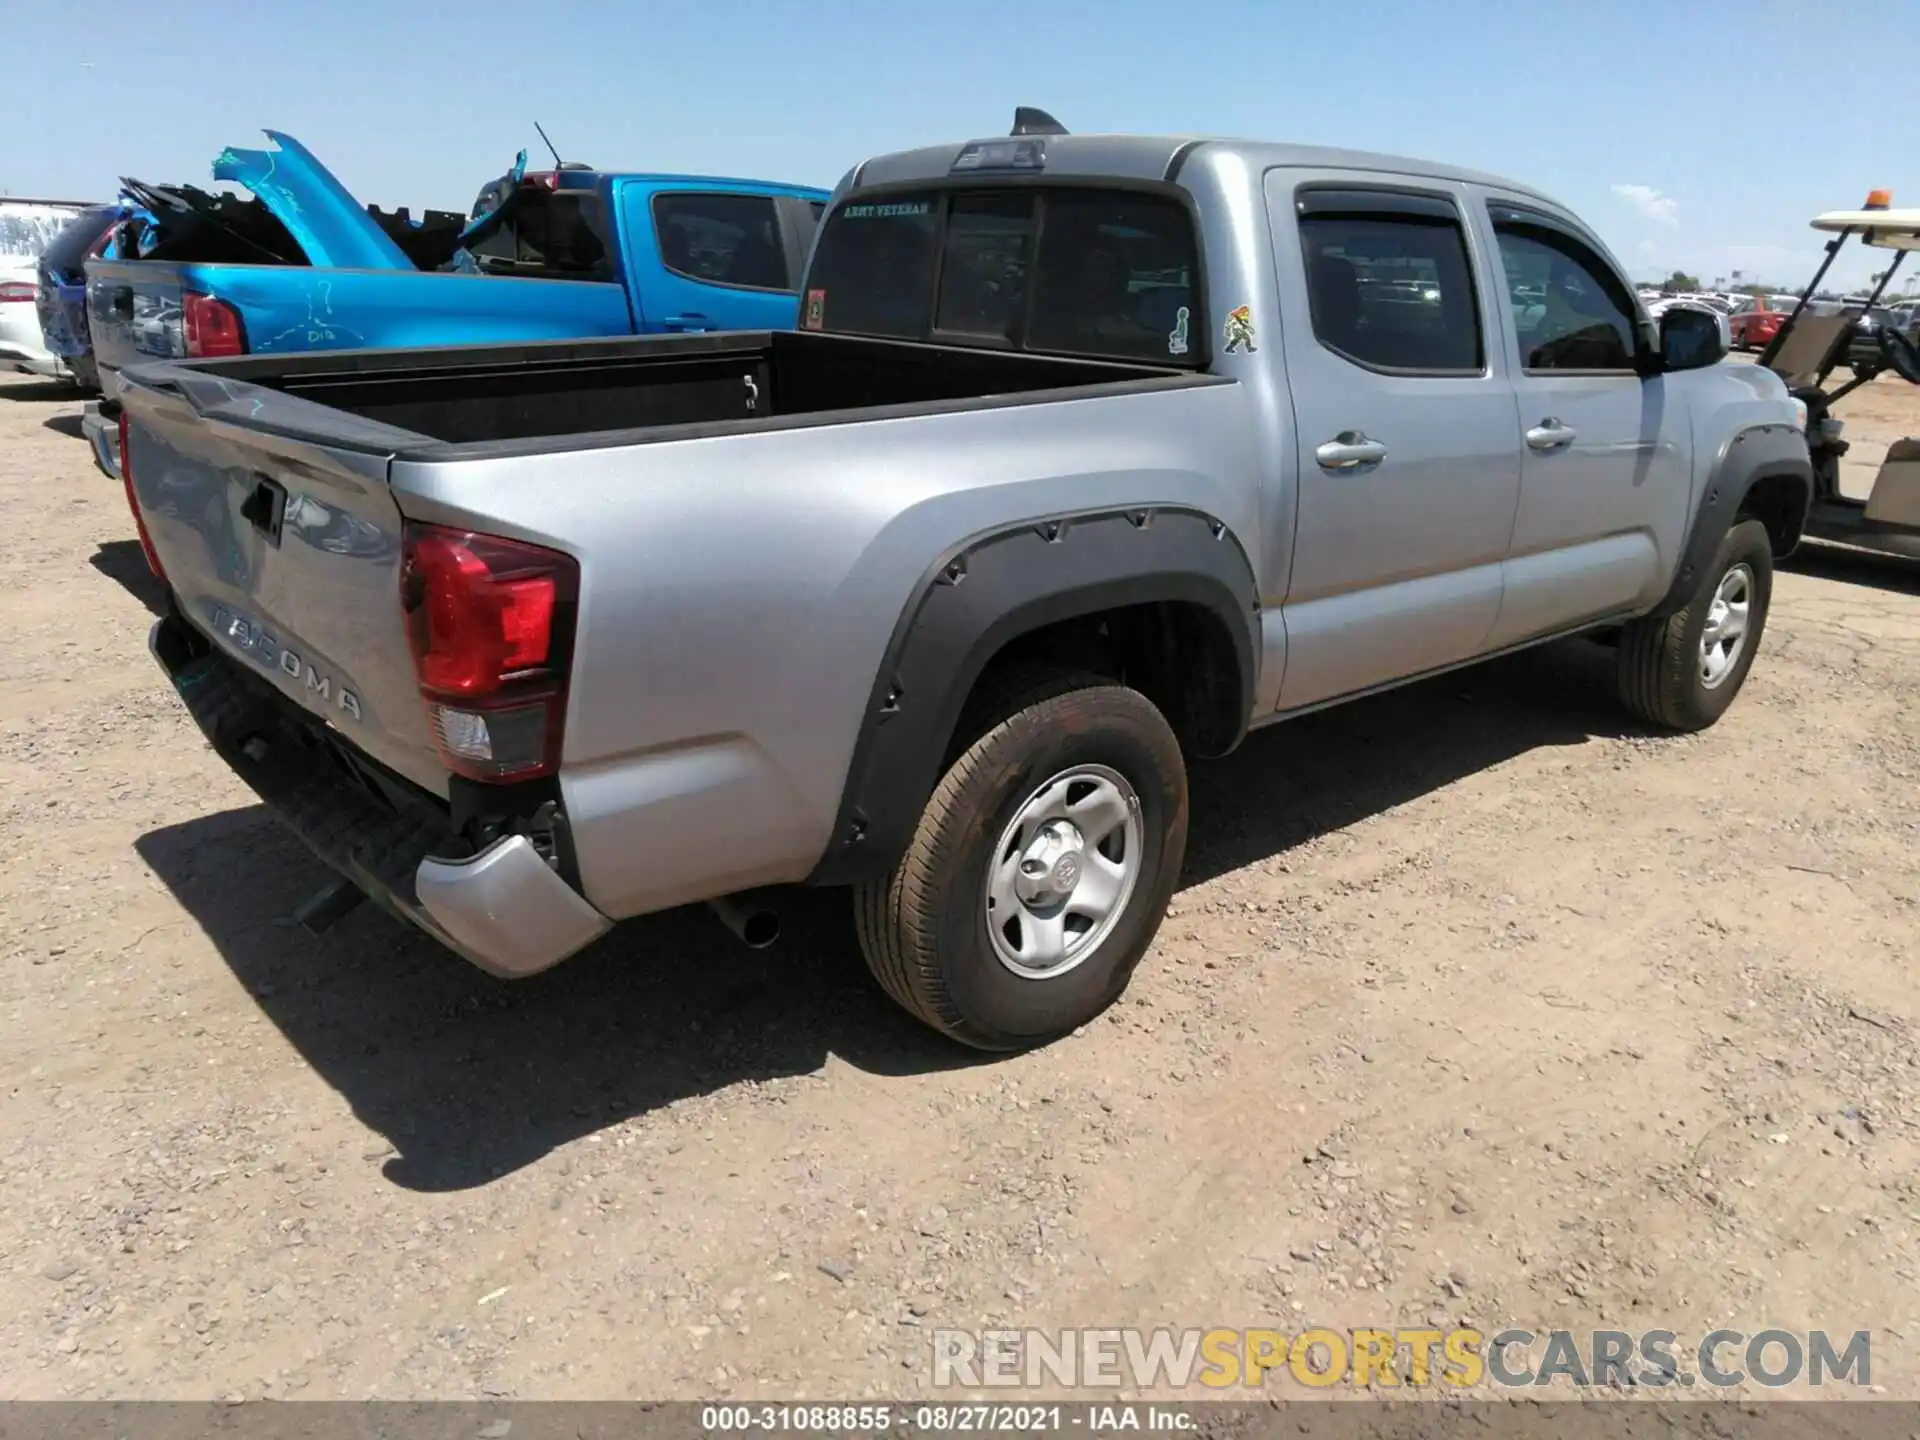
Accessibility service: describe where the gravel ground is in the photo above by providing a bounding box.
[2,371,1918,1404]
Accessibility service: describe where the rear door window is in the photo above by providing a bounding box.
[1295,203,1484,374]
[804,186,1202,365]
[651,192,791,292]
[462,186,613,281]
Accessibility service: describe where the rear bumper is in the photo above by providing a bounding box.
[149,613,611,978]
[82,400,120,478]
[0,310,60,372]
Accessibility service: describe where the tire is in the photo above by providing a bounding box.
[853,671,1188,1051]
[1616,517,1773,732]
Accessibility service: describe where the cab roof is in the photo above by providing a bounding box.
[848,131,1561,208]
[562,171,831,197]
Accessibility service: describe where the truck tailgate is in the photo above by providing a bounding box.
[120,370,450,798]
[86,260,186,402]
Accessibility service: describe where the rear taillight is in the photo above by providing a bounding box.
[0,281,35,303]
[182,292,246,358]
[118,410,166,581]
[400,522,579,782]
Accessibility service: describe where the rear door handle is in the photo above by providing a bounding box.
[661,312,711,332]
[1527,418,1577,450]
[1315,431,1389,470]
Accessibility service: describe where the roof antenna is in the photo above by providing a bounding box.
[1011,107,1068,137]
[534,121,593,172]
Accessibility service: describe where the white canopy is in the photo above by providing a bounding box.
[1810,207,1920,250]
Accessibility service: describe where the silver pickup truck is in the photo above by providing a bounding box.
[118,115,1813,1051]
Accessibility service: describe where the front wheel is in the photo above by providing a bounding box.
[1616,517,1773,731]
[853,675,1189,1051]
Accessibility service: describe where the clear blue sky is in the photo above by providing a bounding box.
[9,0,1920,290]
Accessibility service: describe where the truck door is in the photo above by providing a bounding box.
[1263,173,1523,711]
[619,182,807,333]
[1475,197,1693,647]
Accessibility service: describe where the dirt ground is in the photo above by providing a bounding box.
[2,368,1918,1406]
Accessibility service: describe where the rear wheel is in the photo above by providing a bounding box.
[853,672,1188,1051]
[1616,518,1773,731]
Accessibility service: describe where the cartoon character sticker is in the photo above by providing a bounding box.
[803,289,826,331]
[1167,305,1191,357]
[1223,304,1257,354]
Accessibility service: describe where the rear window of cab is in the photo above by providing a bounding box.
[801,187,1203,367]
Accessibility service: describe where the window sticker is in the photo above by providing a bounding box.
[839,201,933,221]
[1223,304,1258,354]
[1168,305,1191,357]
[803,288,826,330]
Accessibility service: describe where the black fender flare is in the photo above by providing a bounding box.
[1650,423,1812,617]
[806,506,1260,888]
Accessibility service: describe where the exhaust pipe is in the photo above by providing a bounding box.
[708,892,780,949]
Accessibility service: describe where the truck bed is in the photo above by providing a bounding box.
[118,327,1228,811]
[132,330,1205,455]
[86,259,635,401]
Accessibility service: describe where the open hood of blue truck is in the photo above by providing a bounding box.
[211,130,412,271]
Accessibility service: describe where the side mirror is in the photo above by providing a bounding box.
[1658,305,1728,372]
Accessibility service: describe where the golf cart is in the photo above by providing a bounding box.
[1758,191,1920,559]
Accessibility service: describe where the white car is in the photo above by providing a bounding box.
[1,197,98,378]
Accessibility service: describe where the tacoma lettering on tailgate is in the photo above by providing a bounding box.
[208,604,363,722]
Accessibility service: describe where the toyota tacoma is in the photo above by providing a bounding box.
[118,111,1813,1051]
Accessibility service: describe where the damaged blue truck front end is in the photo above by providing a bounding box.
[82,130,829,477]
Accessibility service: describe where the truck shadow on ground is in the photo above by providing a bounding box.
[134,636,1641,1194]
[41,412,85,439]
[0,379,75,402]
[90,540,170,616]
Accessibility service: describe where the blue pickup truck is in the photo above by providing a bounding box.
[82,131,828,476]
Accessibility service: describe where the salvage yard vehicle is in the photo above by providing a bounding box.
[34,203,128,392]
[81,130,829,478]
[1756,194,1920,559]
[1728,293,1796,352]
[120,111,1812,1051]
[1,196,102,378]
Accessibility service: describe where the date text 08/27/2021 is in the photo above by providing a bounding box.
[700,1405,1194,1433]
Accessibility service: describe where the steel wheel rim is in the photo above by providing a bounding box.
[985,763,1144,981]
[1699,562,1754,689]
